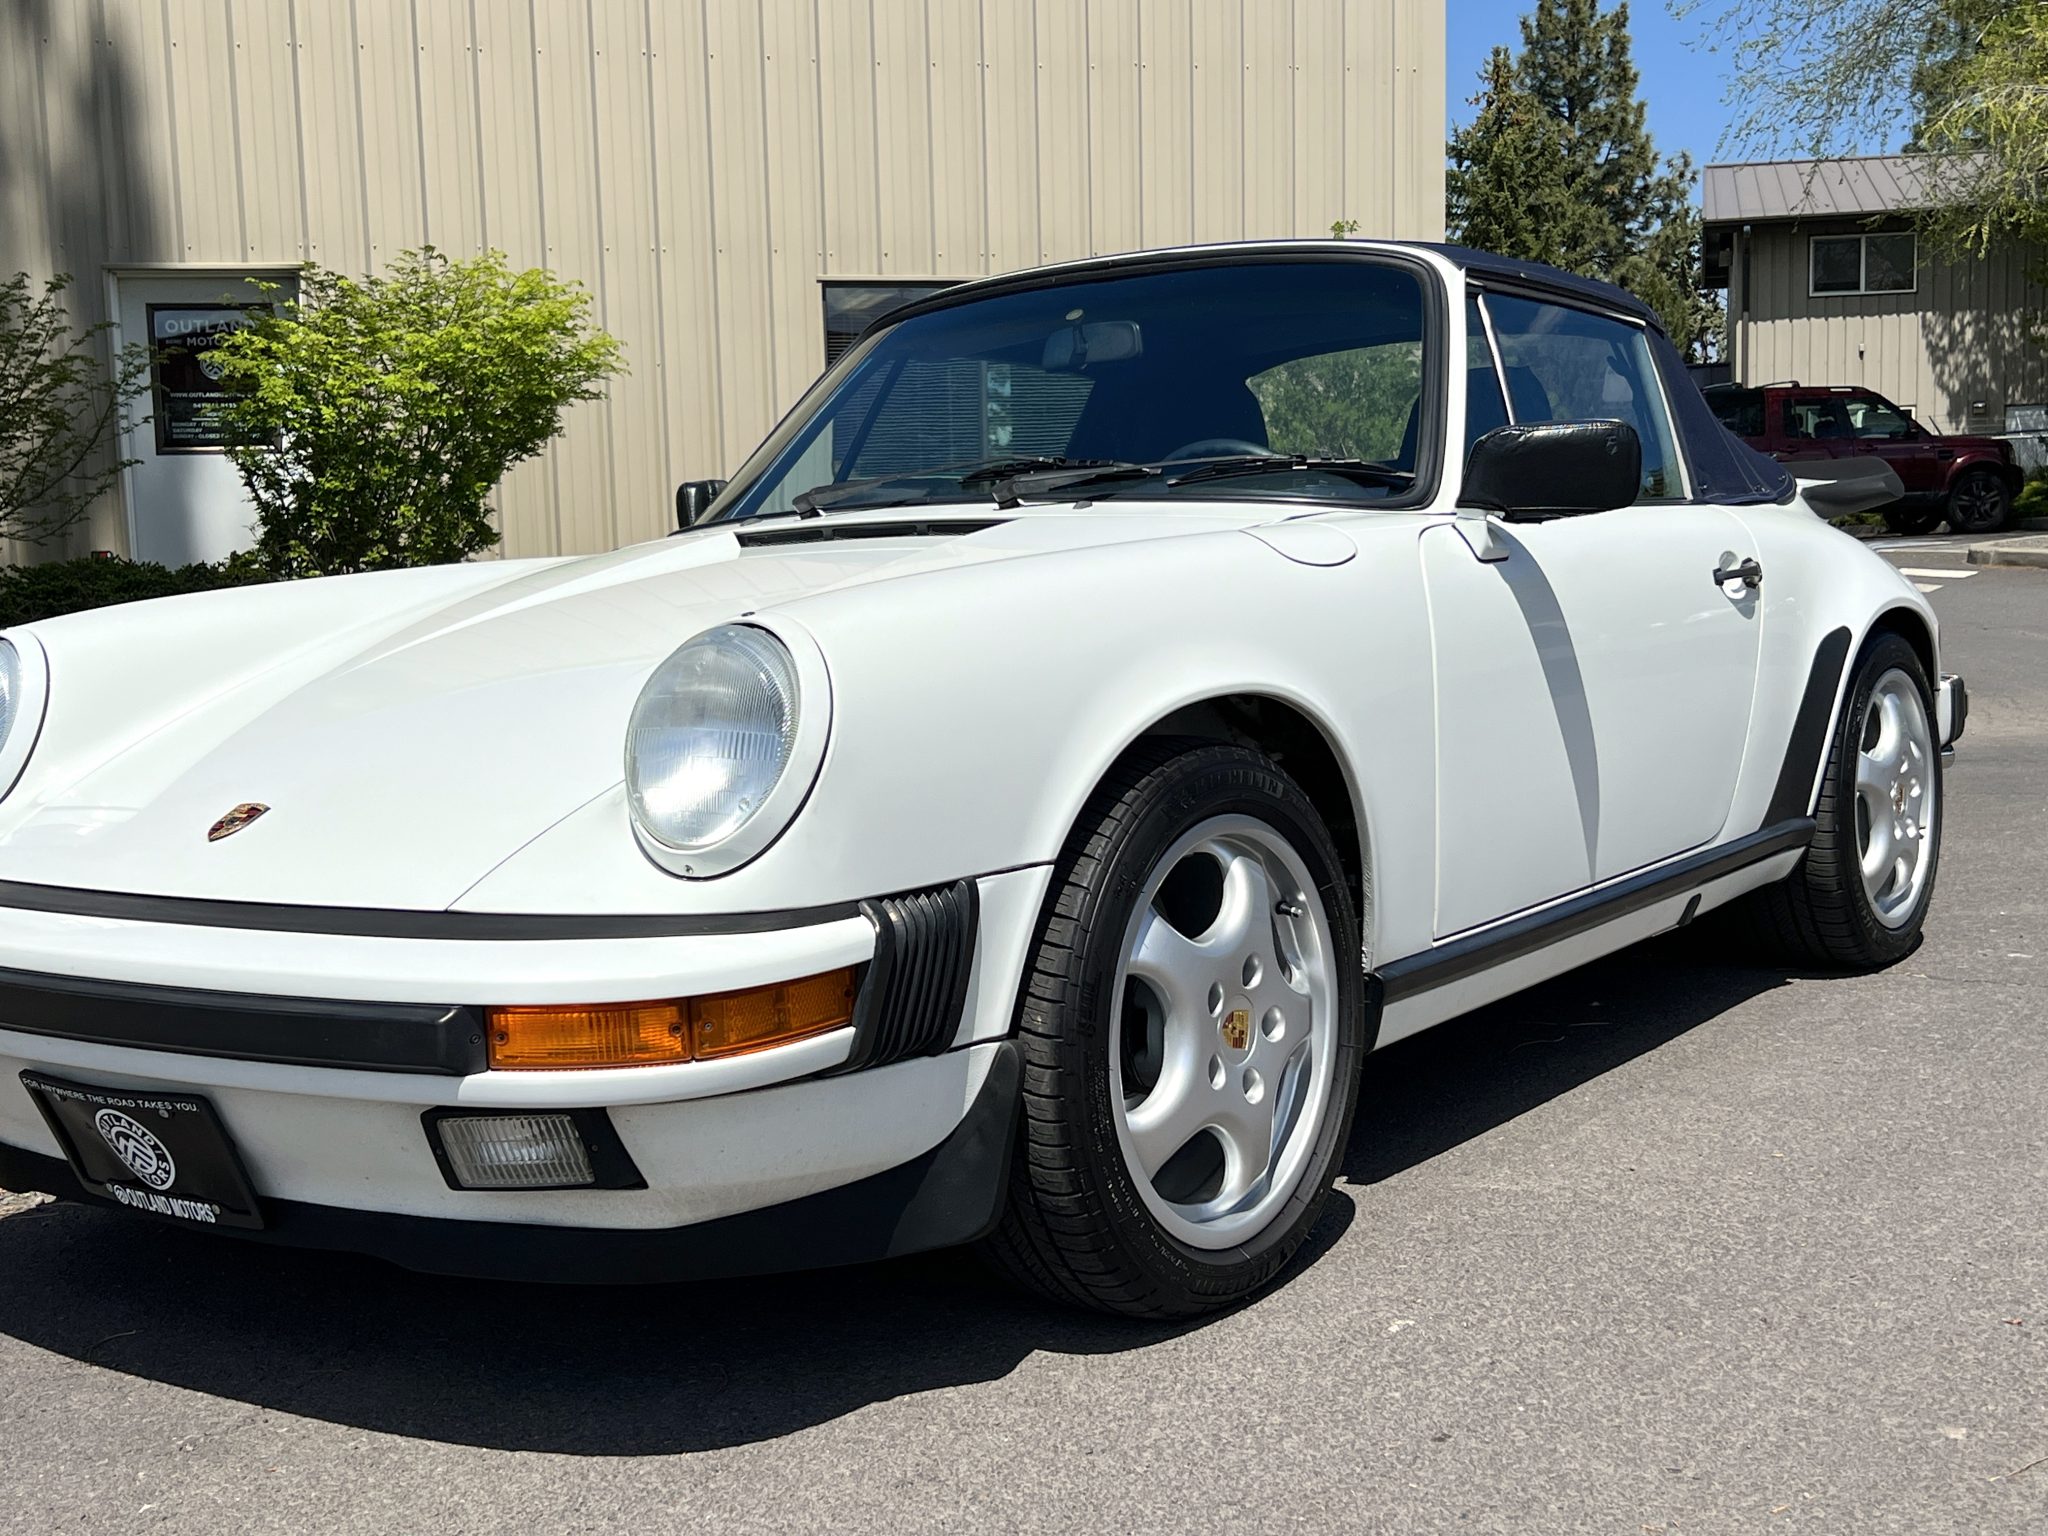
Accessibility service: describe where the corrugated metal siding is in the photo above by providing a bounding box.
[3,0,1445,562]
[1732,222,2048,435]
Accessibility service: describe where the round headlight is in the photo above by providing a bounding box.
[0,632,47,805]
[626,624,802,860]
[0,639,18,757]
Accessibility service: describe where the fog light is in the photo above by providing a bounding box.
[433,1113,594,1190]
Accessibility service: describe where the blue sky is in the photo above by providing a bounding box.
[1445,0,1741,173]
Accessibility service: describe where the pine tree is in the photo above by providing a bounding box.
[1447,1,1723,359]
[1447,49,1570,266]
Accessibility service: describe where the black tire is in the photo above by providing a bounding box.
[981,740,1365,1319]
[1746,633,1941,968]
[1879,501,1942,536]
[1945,468,2010,534]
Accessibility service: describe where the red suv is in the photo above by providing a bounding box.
[1705,382,2023,534]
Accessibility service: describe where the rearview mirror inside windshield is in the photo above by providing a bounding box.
[1041,320,1143,371]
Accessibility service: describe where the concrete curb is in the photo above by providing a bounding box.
[1967,534,2048,569]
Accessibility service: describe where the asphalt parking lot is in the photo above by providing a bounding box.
[1,545,2042,1534]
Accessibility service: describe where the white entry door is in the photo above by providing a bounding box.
[110,270,296,566]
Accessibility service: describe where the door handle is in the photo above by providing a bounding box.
[1714,557,1763,589]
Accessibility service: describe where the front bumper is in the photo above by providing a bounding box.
[1939,672,1968,762]
[0,867,1050,1278]
[0,1041,1020,1283]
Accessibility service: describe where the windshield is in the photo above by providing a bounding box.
[711,258,1436,521]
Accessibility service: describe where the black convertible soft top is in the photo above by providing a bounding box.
[1420,243,1661,323]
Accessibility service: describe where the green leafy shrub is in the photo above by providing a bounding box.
[0,273,150,545]
[2017,470,2048,524]
[0,555,267,629]
[206,247,624,579]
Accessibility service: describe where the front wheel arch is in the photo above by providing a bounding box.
[1861,605,1936,696]
[1133,693,1372,953]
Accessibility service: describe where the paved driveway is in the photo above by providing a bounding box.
[2,556,2042,1534]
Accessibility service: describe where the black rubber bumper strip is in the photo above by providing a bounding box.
[0,967,486,1076]
[1376,818,1815,1003]
[0,1040,1022,1286]
[0,879,861,940]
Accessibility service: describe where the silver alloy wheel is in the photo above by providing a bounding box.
[1855,668,1937,929]
[1109,815,1339,1251]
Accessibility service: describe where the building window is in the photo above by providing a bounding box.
[821,282,956,365]
[1809,232,1916,296]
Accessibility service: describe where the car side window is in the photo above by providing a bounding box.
[1843,394,1914,440]
[1481,293,1686,501]
[1785,397,1850,442]
[1462,295,1511,464]
[1707,388,1765,438]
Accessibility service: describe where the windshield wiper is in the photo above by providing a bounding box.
[1164,455,1415,491]
[990,461,1157,508]
[789,456,1125,517]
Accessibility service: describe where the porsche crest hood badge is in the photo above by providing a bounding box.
[207,802,270,842]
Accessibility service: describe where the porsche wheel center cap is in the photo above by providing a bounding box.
[1220,1003,1252,1053]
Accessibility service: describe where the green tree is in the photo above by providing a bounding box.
[206,248,624,579]
[1249,343,1423,462]
[0,273,150,545]
[1623,153,1723,361]
[1448,48,1571,266]
[1708,0,2048,255]
[1448,2,1723,358]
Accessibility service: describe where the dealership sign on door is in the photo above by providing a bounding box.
[147,304,268,453]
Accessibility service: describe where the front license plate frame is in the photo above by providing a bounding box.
[21,1071,265,1230]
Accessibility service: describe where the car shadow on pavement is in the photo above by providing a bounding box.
[1344,922,1799,1188]
[0,926,1794,1456]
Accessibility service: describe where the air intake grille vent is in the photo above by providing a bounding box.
[843,880,979,1072]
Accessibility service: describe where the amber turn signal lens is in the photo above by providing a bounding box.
[484,968,858,1070]
[487,1001,688,1070]
[690,968,857,1060]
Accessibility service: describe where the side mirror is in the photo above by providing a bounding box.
[675,479,728,530]
[1459,420,1642,521]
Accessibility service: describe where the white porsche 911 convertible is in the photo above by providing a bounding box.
[0,241,1964,1318]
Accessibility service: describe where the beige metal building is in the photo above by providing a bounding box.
[1703,155,2048,437]
[3,0,1446,566]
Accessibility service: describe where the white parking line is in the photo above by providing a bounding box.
[1898,567,1976,580]
[1914,582,1943,593]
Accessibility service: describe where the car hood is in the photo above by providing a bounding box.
[1,505,1296,910]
